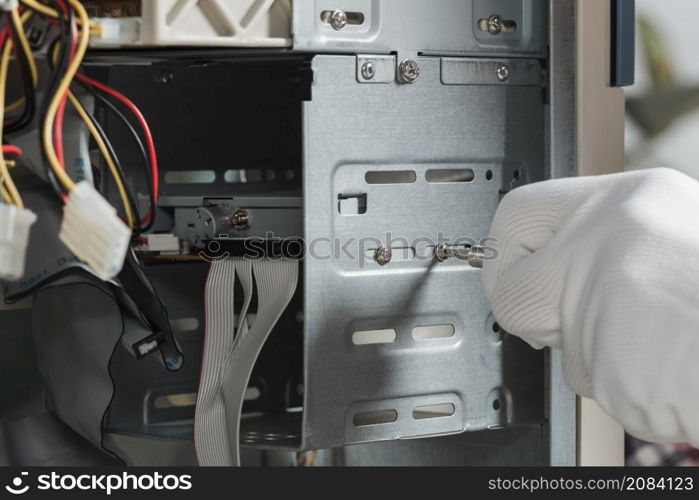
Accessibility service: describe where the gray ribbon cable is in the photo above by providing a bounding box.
[222,259,299,466]
[195,257,298,466]
[234,259,253,340]
[194,259,237,466]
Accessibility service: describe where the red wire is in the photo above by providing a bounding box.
[52,0,77,173]
[75,72,160,225]
[2,145,22,156]
[0,25,8,50]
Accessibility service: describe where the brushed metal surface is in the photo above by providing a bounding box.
[302,55,547,449]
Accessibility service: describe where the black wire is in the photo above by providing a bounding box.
[76,80,157,233]
[80,103,143,236]
[4,12,36,134]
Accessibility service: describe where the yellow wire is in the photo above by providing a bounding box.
[41,0,90,194]
[0,40,23,208]
[19,0,101,34]
[5,9,35,114]
[67,91,135,228]
[11,9,37,86]
[47,32,135,229]
[1,183,12,204]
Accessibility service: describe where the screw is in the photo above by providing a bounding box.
[398,59,420,83]
[374,246,392,266]
[487,15,503,35]
[231,209,249,230]
[158,72,174,84]
[330,9,348,30]
[496,64,510,82]
[435,243,453,262]
[361,61,376,80]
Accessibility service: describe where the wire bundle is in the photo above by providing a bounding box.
[1,0,159,238]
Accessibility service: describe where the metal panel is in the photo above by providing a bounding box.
[441,58,542,86]
[544,0,578,466]
[302,55,547,449]
[293,0,548,57]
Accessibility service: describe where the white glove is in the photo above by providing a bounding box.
[482,167,699,447]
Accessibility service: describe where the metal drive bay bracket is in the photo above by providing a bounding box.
[294,0,547,56]
[299,54,548,449]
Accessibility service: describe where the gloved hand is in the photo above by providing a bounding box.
[482,167,699,447]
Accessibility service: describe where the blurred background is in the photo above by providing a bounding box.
[623,0,699,466]
[626,0,699,177]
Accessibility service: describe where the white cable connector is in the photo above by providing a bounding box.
[59,181,131,280]
[0,0,19,13]
[0,204,36,281]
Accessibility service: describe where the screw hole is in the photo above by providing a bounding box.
[485,170,493,181]
[513,170,520,180]
[492,399,501,411]
[492,322,500,333]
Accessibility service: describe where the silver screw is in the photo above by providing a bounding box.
[231,209,249,230]
[374,246,392,266]
[487,15,503,35]
[361,61,376,80]
[435,243,453,262]
[158,72,174,84]
[330,9,348,30]
[496,64,510,82]
[398,59,420,83]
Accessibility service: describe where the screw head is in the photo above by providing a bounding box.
[231,209,249,230]
[435,243,452,262]
[374,246,392,266]
[399,59,420,83]
[158,72,174,84]
[361,61,376,80]
[330,9,348,30]
[496,64,510,82]
[487,15,503,35]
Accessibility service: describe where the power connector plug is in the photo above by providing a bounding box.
[0,203,36,281]
[59,181,131,280]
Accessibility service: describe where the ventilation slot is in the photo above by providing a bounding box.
[365,170,416,184]
[412,403,456,420]
[412,324,455,340]
[169,317,199,333]
[352,329,397,345]
[154,392,197,409]
[224,168,276,183]
[425,169,474,183]
[164,170,215,184]
[352,409,398,427]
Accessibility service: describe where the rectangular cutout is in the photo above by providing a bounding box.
[244,386,261,401]
[425,169,474,183]
[352,409,398,427]
[365,170,416,185]
[154,392,197,409]
[477,18,518,33]
[412,324,455,340]
[338,194,367,215]
[364,247,415,262]
[352,329,397,345]
[164,170,216,184]
[412,403,456,420]
[320,10,365,25]
[224,168,265,183]
[169,317,199,333]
